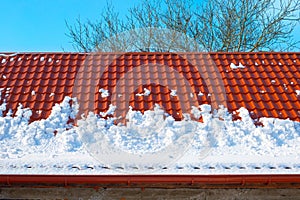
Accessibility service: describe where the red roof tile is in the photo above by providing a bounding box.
[0,52,299,122]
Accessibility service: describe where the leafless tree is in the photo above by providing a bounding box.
[66,0,300,52]
[196,0,300,51]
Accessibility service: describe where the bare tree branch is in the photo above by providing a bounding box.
[66,0,300,52]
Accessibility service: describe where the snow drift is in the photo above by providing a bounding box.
[0,96,299,173]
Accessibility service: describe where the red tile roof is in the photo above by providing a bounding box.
[0,52,299,123]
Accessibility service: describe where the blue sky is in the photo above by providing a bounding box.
[0,0,139,52]
[0,0,299,52]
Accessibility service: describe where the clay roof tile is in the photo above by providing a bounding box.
[0,52,299,122]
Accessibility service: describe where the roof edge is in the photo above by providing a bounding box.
[1,174,300,189]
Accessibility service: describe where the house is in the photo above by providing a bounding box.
[0,52,300,195]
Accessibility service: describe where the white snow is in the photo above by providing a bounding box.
[136,88,151,97]
[0,53,18,57]
[0,97,80,160]
[191,106,201,119]
[0,96,300,175]
[31,90,36,96]
[296,90,300,96]
[144,88,151,96]
[49,93,55,97]
[198,91,204,96]
[170,90,177,96]
[99,88,110,98]
[99,104,116,117]
[2,88,10,99]
[230,62,246,69]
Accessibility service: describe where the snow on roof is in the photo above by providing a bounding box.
[230,62,246,69]
[0,52,300,175]
[0,97,300,175]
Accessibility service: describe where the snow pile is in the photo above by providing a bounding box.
[77,103,300,169]
[208,107,300,156]
[0,96,300,173]
[78,104,195,168]
[0,97,81,159]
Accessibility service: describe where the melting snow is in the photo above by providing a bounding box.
[0,97,300,174]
